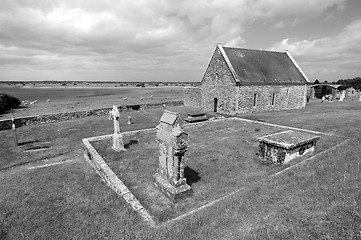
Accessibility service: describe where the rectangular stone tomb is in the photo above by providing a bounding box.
[258,130,320,164]
[184,112,208,123]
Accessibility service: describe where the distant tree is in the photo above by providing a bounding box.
[323,81,328,83]
[0,93,21,114]
[314,79,320,84]
[336,77,361,90]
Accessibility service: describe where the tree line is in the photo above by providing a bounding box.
[313,77,361,90]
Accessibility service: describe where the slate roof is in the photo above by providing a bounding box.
[221,46,308,85]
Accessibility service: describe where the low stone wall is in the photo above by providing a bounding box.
[183,87,201,108]
[0,100,183,131]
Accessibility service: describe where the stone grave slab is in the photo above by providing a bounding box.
[258,130,320,164]
[185,112,208,123]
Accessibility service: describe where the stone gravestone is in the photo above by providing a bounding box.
[109,105,126,152]
[127,116,133,125]
[339,91,346,101]
[153,110,191,201]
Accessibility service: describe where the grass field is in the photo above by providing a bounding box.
[0,100,361,239]
[91,119,340,224]
[0,86,183,120]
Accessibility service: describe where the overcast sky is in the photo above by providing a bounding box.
[1,0,361,82]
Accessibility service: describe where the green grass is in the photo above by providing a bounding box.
[0,110,159,170]
[0,101,361,239]
[91,119,341,224]
[91,120,284,223]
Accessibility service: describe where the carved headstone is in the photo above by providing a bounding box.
[109,105,126,152]
[153,110,191,201]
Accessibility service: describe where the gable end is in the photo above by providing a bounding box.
[201,45,238,85]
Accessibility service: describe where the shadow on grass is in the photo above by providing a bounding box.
[18,140,40,146]
[184,166,200,186]
[24,145,51,151]
[124,140,138,149]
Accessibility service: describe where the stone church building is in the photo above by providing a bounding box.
[184,44,309,114]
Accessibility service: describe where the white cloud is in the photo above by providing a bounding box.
[225,37,246,48]
[0,0,349,81]
[269,19,361,81]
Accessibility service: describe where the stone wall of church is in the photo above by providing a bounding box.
[183,87,202,108]
[236,85,307,114]
[182,46,307,114]
[200,47,238,114]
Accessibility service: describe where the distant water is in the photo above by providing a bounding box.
[0,86,136,101]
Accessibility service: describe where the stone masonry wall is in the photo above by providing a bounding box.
[183,87,201,108]
[236,85,306,114]
[201,47,238,114]
[0,100,183,131]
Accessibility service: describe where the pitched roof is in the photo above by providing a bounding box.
[220,46,308,85]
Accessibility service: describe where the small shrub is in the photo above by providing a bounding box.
[0,93,21,114]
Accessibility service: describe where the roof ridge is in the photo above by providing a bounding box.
[221,45,308,85]
[222,46,286,54]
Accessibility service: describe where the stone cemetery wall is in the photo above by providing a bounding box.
[0,100,183,131]
[183,87,201,108]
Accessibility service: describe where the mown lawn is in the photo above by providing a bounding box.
[92,119,340,224]
[0,110,159,171]
[0,101,361,239]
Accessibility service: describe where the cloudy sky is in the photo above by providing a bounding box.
[1,0,360,82]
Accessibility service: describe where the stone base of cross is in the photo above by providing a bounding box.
[112,133,126,152]
[109,105,126,152]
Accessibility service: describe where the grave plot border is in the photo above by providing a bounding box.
[82,117,336,227]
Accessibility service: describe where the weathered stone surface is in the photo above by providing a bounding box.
[200,47,238,114]
[154,110,192,201]
[258,130,320,164]
[109,105,126,152]
[236,85,306,114]
[183,87,201,108]
[183,46,307,114]
[153,172,192,201]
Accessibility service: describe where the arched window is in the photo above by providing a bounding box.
[215,72,219,79]
[253,93,257,107]
[271,93,276,106]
